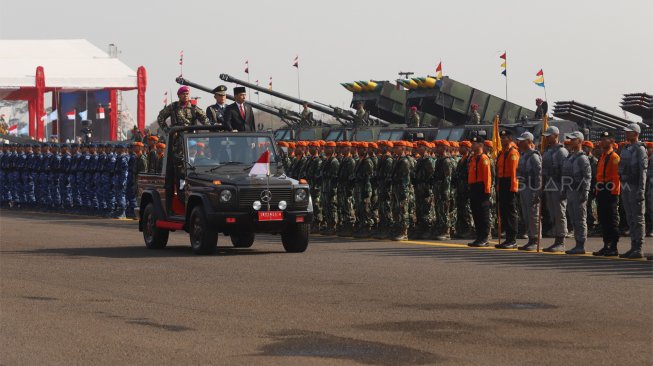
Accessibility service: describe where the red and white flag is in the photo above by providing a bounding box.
[268,76,272,90]
[249,150,270,176]
[179,50,184,65]
[292,55,299,68]
[66,110,76,120]
[244,60,249,74]
[8,124,18,135]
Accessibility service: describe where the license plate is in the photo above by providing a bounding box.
[258,211,283,221]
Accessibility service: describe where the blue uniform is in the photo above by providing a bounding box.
[113,152,129,217]
[103,152,116,213]
[70,151,82,207]
[13,150,26,204]
[24,150,36,204]
[0,150,6,204]
[95,152,107,210]
[40,151,52,207]
[78,152,90,208]
[60,152,73,208]
[126,152,137,216]
[86,153,99,210]
[49,151,62,208]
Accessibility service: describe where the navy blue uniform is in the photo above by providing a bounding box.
[49,150,62,209]
[60,151,73,208]
[113,152,129,217]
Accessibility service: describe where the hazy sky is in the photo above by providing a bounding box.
[1,0,651,124]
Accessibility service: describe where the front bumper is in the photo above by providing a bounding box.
[206,209,313,233]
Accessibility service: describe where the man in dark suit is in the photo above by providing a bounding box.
[224,87,255,132]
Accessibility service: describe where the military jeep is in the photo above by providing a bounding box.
[136,125,312,254]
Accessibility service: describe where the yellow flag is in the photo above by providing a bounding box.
[540,114,549,153]
[492,115,502,160]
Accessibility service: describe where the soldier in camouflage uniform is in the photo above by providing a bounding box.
[582,141,598,235]
[453,141,475,238]
[353,142,375,238]
[412,141,435,239]
[391,141,413,241]
[367,143,380,233]
[304,141,324,233]
[320,141,340,236]
[484,140,498,236]
[406,106,421,127]
[373,141,395,239]
[337,142,356,237]
[431,140,455,240]
[290,141,309,180]
[156,86,207,180]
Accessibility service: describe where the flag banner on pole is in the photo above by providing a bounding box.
[500,52,507,76]
[179,50,184,65]
[268,76,272,90]
[78,110,88,120]
[435,61,443,80]
[48,110,58,121]
[533,69,545,87]
[8,124,18,135]
[292,55,299,68]
[491,115,502,159]
[540,114,549,153]
[66,110,76,120]
[255,80,259,95]
[249,150,270,176]
[500,52,506,59]
[244,60,249,74]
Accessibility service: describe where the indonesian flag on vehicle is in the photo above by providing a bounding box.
[66,110,76,120]
[249,150,270,176]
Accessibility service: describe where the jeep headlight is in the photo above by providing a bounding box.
[278,200,287,210]
[220,190,232,203]
[294,189,307,202]
[253,200,262,210]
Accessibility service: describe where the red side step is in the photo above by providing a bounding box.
[156,220,184,230]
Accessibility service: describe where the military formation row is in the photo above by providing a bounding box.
[0,142,158,218]
[278,124,653,259]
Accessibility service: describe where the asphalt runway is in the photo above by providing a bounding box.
[1,210,652,365]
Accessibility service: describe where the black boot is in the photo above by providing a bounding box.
[592,243,611,256]
[518,238,538,251]
[565,240,586,255]
[619,243,643,259]
[543,237,565,253]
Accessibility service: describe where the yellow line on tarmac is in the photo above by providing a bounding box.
[400,239,648,261]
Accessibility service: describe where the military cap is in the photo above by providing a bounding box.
[623,123,641,134]
[460,141,472,148]
[542,126,560,137]
[233,86,246,95]
[644,141,653,148]
[155,142,166,148]
[358,142,369,148]
[384,141,394,148]
[325,141,337,147]
[212,85,228,95]
[308,141,320,147]
[416,140,430,147]
[470,136,485,143]
[133,141,144,147]
[368,142,378,149]
[450,141,459,148]
[341,141,352,147]
[599,131,614,139]
[177,86,190,95]
[288,142,296,149]
[500,130,513,137]
[296,141,308,147]
[565,131,584,140]
[516,131,534,141]
[277,141,289,147]
[88,143,97,148]
[483,140,493,147]
[582,141,594,148]
[436,140,450,147]
[115,143,125,148]
[62,143,71,148]
[148,135,159,141]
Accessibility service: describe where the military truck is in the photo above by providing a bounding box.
[136,125,313,255]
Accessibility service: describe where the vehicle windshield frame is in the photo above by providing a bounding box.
[183,133,279,168]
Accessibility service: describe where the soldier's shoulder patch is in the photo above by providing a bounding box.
[483,159,489,166]
[612,158,619,164]
[511,155,518,161]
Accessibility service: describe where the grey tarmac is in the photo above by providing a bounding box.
[1,210,652,366]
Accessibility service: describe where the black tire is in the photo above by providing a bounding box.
[281,223,309,253]
[189,206,218,255]
[231,232,255,248]
[142,203,169,249]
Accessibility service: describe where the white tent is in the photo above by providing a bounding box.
[0,39,137,90]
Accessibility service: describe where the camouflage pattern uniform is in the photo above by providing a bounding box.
[353,153,375,237]
[320,154,340,235]
[391,153,413,240]
[156,101,208,176]
[586,153,598,233]
[453,154,474,238]
[337,154,356,236]
[432,153,454,239]
[407,113,421,128]
[413,154,435,239]
[374,151,394,239]
[305,153,323,232]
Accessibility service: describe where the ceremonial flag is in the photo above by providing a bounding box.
[249,150,270,176]
[66,110,76,121]
[48,110,58,121]
[292,55,299,68]
[268,76,272,90]
[500,52,507,76]
[179,50,184,65]
[435,61,443,80]
[78,110,88,120]
[533,69,545,87]
[254,80,259,95]
[491,115,502,160]
[8,124,18,135]
[244,60,249,74]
